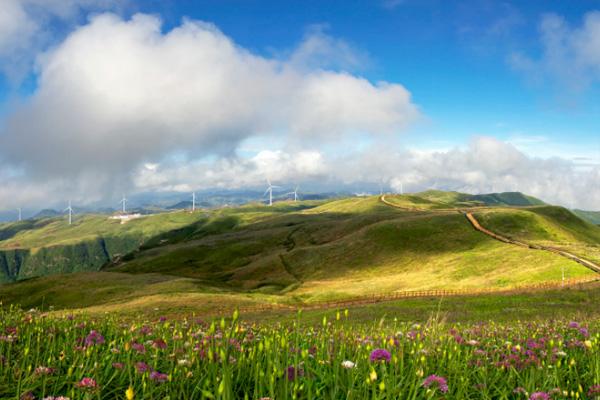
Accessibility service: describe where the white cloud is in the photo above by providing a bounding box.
[0,0,120,81]
[0,13,419,185]
[510,11,600,91]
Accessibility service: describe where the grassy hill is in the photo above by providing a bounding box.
[0,211,209,282]
[473,205,600,265]
[573,209,600,225]
[0,192,598,313]
[383,190,544,210]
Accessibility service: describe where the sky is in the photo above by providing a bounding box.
[1,0,600,214]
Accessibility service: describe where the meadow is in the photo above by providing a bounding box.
[1,304,599,399]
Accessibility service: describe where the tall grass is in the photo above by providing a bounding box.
[0,305,599,399]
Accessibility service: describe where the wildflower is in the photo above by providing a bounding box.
[513,387,527,395]
[584,340,593,349]
[149,371,168,383]
[568,321,580,329]
[20,392,35,400]
[35,366,55,375]
[589,385,600,396]
[84,330,105,347]
[529,392,550,400]
[125,387,134,400]
[286,365,304,381]
[177,359,191,366]
[43,397,71,400]
[422,375,448,394]
[341,360,356,369]
[131,342,146,354]
[369,348,391,363]
[369,369,377,382]
[135,362,151,374]
[112,362,124,369]
[76,377,98,390]
[152,338,167,349]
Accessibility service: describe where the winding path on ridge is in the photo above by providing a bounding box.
[380,195,600,274]
[234,195,600,316]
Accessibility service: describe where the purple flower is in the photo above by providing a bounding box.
[84,330,105,347]
[568,321,580,329]
[136,361,151,374]
[529,392,550,400]
[369,348,391,363]
[422,375,448,393]
[149,371,168,383]
[152,338,167,349]
[286,365,304,381]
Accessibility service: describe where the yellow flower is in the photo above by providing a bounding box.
[369,369,377,382]
[125,386,134,400]
[584,340,593,349]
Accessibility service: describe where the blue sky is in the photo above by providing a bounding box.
[127,0,600,156]
[1,0,600,212]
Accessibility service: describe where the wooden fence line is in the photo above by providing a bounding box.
[234,276,599,315]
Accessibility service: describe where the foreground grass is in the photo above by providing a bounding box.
[1,304,599,399]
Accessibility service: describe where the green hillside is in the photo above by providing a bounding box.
[0,192,598,313]
[383,190,544,210]
[573,209,600,225]
[0,211,209,282]
[473,206,600,264]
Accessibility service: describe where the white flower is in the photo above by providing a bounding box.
[341,360,356,369]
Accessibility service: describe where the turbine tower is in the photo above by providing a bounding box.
[17,208,21,222]
[264,179,280,206]
[64,200,73,225]
[192,192,196,212]
[120,195,127,214]
[286,186,299,202]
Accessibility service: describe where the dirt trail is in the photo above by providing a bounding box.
[380,194,600,274]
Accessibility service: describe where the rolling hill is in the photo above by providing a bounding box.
[0,191,599,313]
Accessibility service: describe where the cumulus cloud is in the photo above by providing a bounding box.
[0,13,419,183]
[510,11,600,91]
[128,136,600,210]
[0,0,120,80]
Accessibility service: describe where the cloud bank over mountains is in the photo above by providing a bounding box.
[0,6,598,211]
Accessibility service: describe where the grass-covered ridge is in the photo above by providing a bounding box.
[1,192,598,313]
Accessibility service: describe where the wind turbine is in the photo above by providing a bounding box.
[286,186,299,202]
[191,192,196,212]
[119,195,127,214]
[17,208,22,222]
[64,200,73,225]
[264,179,280,206]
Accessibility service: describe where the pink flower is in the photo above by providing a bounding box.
[76,377,98,390]
[422,375,448,393]
[529,392,550,400]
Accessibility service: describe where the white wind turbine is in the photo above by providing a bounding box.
[17,208,22,222]
[264,179,280,206]
[119,195,127,214]
[191,192,196,212]
[286,186,299,202]
[64,200,74,225]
